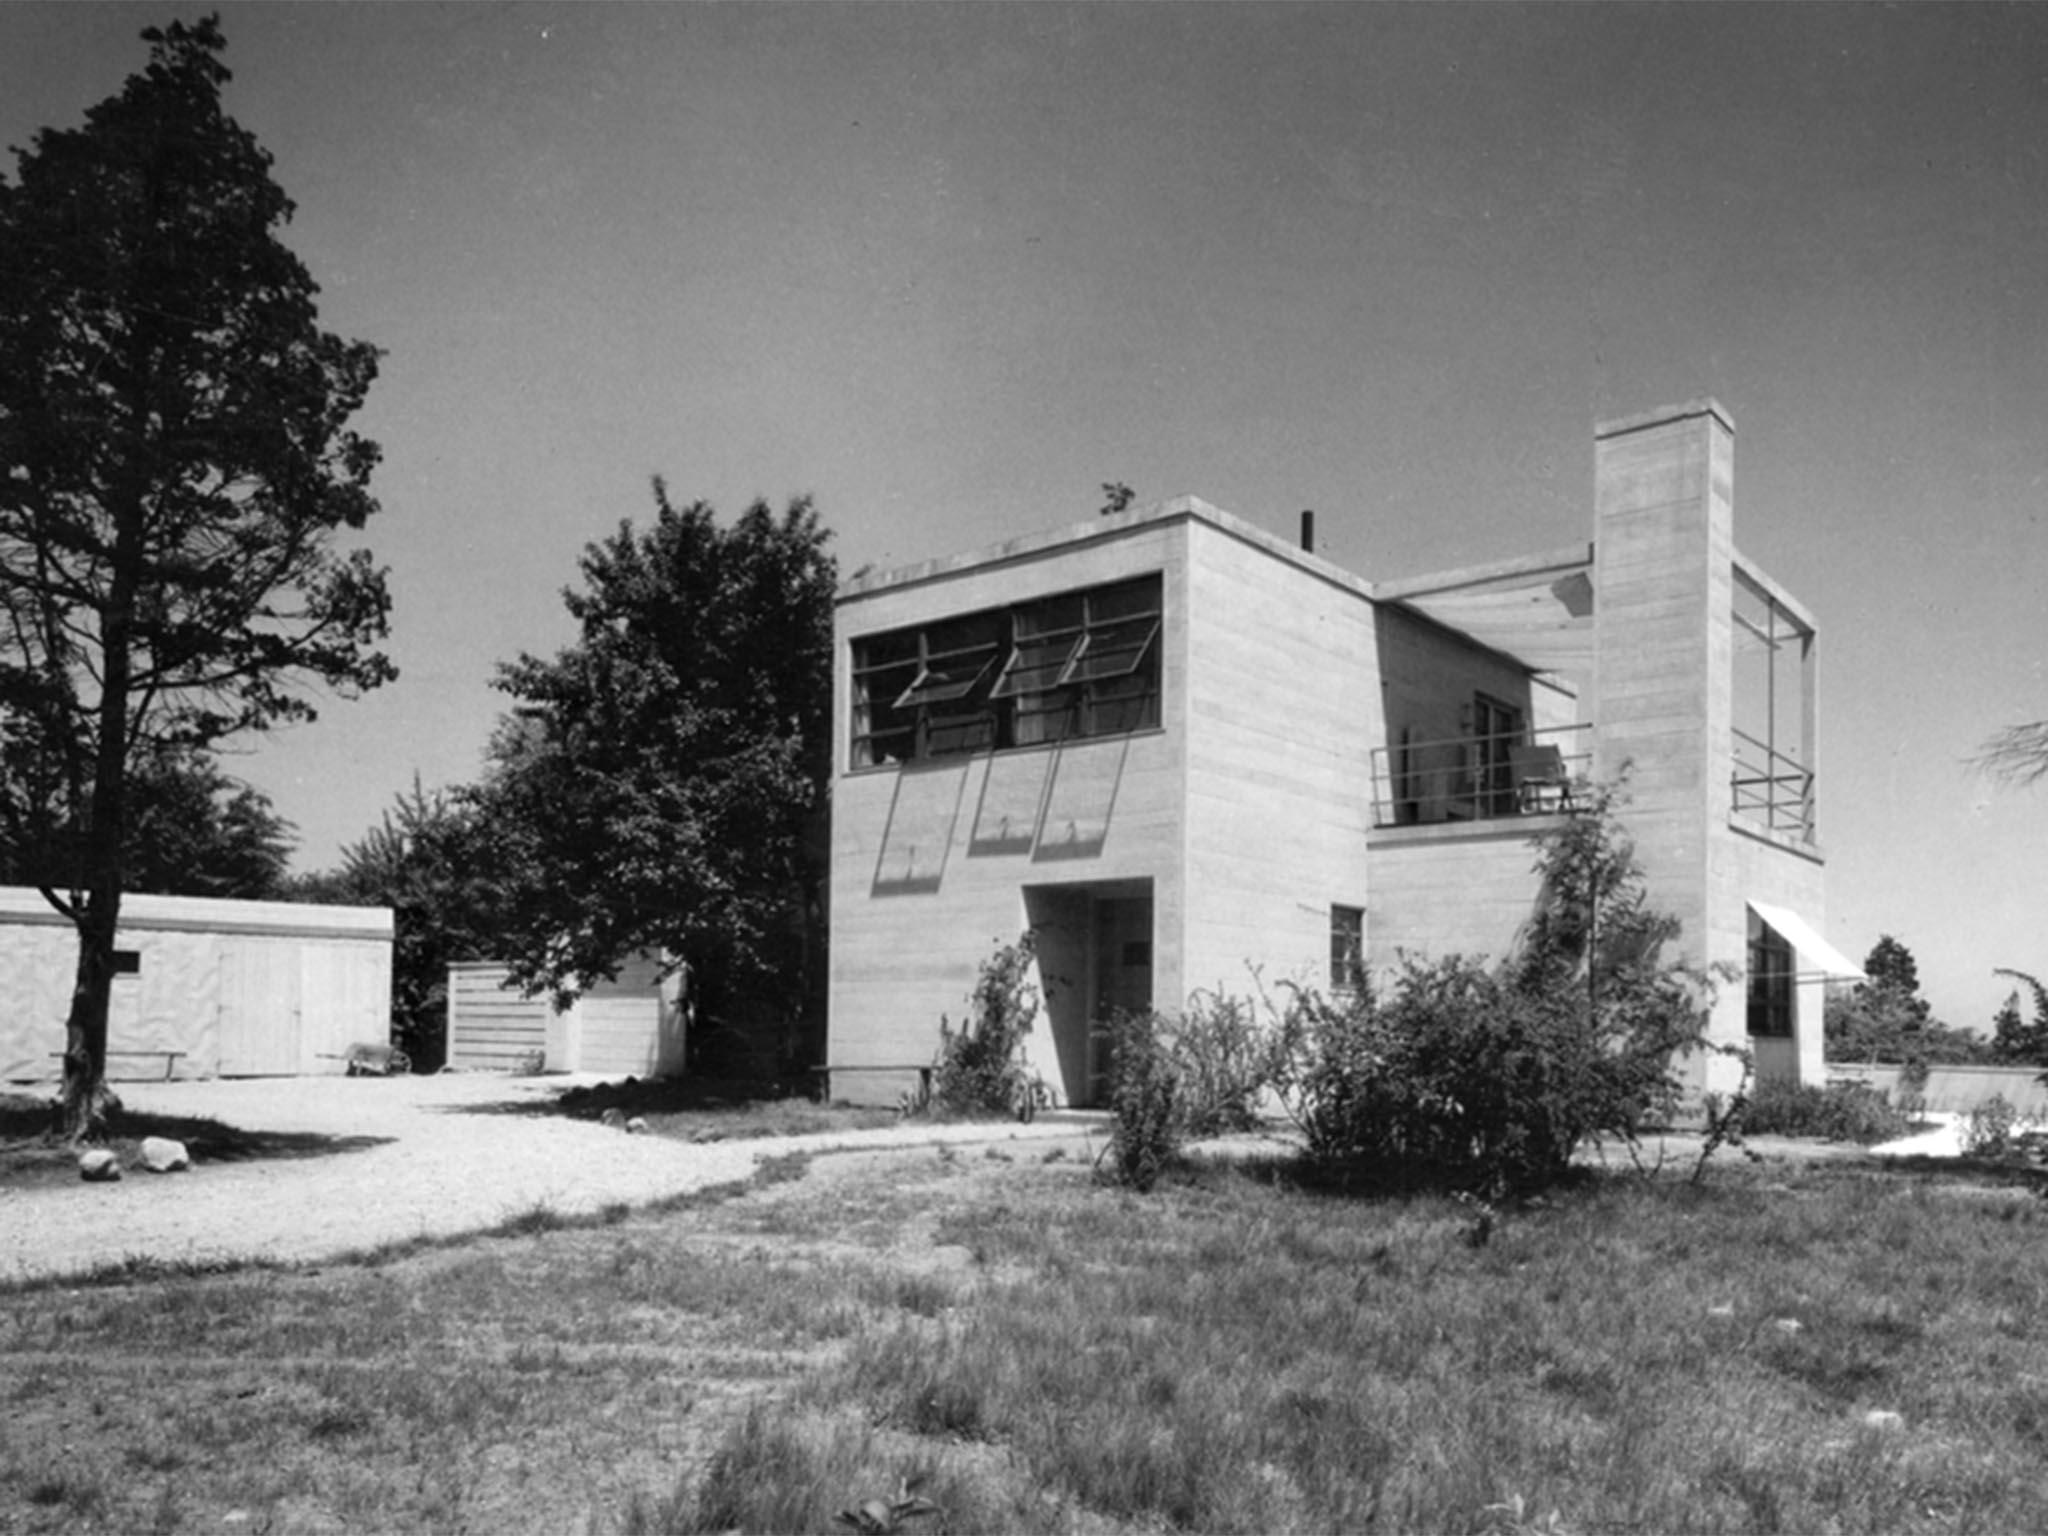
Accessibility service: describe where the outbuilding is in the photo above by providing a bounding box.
[445,955,684,1077]
[0,885,395,1081]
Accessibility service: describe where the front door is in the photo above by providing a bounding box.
[1089,896,1153,1106]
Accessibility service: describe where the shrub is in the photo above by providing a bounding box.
[1166,989,1274,1138]
[1274,783,1718,1196]
[1739,1080,1913,1144]
[931,935,1039,1118]
[1101,989,1291,1189]
[1103,1010,1182,1192]
[1963,1094,2020,1159]
[1269,984,1400,1168]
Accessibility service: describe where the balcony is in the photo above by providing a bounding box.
[1731,727,1815,843]
[1370,723,1592,829]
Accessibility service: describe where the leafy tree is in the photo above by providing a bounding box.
[0,18,393,1136]
[294,779,498,1071]
[1,744,297,900]
[119,750,296,899]
[1859,934,1929,1021]
[467,485,834,1070]
[1990,970,2048,1066]
[1824,934,1992,1065]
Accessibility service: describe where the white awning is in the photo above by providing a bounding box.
[1748,901,1864,980]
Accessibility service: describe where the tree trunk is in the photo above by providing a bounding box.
[60,893,122,1142]
[61,473,140,1144]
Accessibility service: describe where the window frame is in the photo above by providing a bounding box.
[1469,692,1526,817]
[1329,905,1366,994]
[1747,922,1794,1038]
[850,575,1163,769]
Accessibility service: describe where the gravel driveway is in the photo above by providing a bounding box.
[0,1073,1092,1285]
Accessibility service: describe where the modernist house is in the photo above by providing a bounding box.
[827,399,1860,1108]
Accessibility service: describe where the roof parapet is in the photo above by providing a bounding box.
[1595,397,1735,442]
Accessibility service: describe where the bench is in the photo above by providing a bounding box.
[50,1049,186,1081]
[807,1063,932,1105]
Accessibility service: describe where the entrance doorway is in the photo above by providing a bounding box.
[1022,881,1154,1109]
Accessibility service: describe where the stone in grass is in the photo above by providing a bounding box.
[599,1108,626,1130]
[1772,1317,1803,1335]
[78,1148,122,1182]
[139,1136,191,1173]
[625,1116,649,1135]
[1863,1409,1905,1432]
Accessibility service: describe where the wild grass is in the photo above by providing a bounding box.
[639,1160,2048,1535]
[5,1140,2048,1533]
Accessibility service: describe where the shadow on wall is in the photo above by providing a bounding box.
[872,738,1129,897]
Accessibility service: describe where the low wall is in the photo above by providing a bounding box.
[1826,1061,2048,1118]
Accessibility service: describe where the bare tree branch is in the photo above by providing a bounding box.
[1972,720,2048,787]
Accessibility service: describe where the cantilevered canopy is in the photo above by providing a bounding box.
[1394,566,1596,674]
[1748,902,1864,981]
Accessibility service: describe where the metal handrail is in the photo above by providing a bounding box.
[1730,725,1815,840]
[1370,722,1592,829]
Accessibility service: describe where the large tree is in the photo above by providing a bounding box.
[111,748,297,899]
[0,17,394,1136]
[1824,933,1991,1065]
[1989,969,2048,1067]
[1,744,298,901]
[468,486,834,1069]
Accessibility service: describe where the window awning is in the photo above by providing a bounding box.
[1748,901,1864,980]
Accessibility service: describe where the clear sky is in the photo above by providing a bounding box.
[4,3,2045,1030]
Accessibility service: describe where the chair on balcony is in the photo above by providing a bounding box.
[1509,742,1574,813]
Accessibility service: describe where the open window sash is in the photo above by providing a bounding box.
[892,645,998,710]
[1061,616,1158,685]
[989,629,1083,700]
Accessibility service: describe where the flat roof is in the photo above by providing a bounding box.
[0,886,394,941]
[836,494,1378,606]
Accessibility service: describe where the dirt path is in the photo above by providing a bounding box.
[0,1075,1096,1284]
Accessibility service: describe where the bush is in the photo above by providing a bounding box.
[1269,984,1398,1168]
[1740,1080,1912,1144]
[1103,1010,1181,1192]
[1166,989,1273,1138]
[1963,1094,2020,1159]
[931,935,1039,1118]
[1114,786,1721,1198]
[1099,988,1295,1189]
[1275,957,1698,1195]
[1272,784,1717,1196]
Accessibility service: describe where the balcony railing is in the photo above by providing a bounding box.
[1731,726,1815,842]
[1370,723,1592,829]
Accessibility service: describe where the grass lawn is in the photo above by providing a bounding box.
[3,1139,2046,1534]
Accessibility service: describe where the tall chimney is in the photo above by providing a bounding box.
[1299,509,1315,553]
